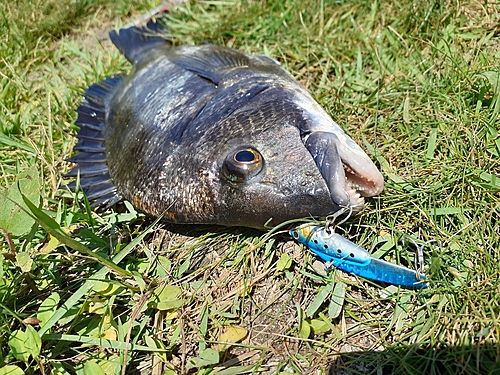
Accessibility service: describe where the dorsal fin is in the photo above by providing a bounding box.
[170,45,251,85]
[109,17,170,63]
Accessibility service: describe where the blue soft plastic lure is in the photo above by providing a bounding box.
[290,224,428,288]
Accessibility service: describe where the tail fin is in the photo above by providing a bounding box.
[66,76,124,208]
[109,16,170,63]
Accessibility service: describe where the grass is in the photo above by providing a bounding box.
[1,0,499,374]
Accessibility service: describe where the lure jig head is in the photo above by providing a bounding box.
[290,224,428,288]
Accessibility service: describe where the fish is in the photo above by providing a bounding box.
[66,17,384,229]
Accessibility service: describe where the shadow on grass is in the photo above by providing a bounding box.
[328,343,500,375]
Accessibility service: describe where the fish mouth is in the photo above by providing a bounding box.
[342,163,381,210]
[304,131,384,211]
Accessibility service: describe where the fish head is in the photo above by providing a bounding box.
[211,123,339,228]
[198,97,384,228]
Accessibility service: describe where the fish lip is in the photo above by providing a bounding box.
[304,130,384,209]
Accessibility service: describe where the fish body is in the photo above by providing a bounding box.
[67,19,384,229]
[290,224,428,288]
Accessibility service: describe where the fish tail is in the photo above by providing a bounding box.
[109,15,171,63]
[65,76,124,208]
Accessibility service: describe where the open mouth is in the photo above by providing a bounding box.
[343,163,382,210]
[344,176,365,210]
[304,130,384,211]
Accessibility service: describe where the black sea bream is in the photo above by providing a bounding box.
[67,19,384,229]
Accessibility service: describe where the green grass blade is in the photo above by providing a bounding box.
[38,215,162,336]
[426,127,438,160]
[22,193,131,277]
[42,334,168,352]
[0,133,35,153]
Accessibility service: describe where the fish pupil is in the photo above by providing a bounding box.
[235,150,255,163]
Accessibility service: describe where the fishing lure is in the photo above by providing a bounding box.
[290,224,428,288]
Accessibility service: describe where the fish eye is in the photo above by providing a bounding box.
[222,146,264,182]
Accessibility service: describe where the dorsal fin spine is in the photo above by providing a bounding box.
[109,18,170,63]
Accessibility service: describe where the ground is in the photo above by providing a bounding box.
[0,1,499,374]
